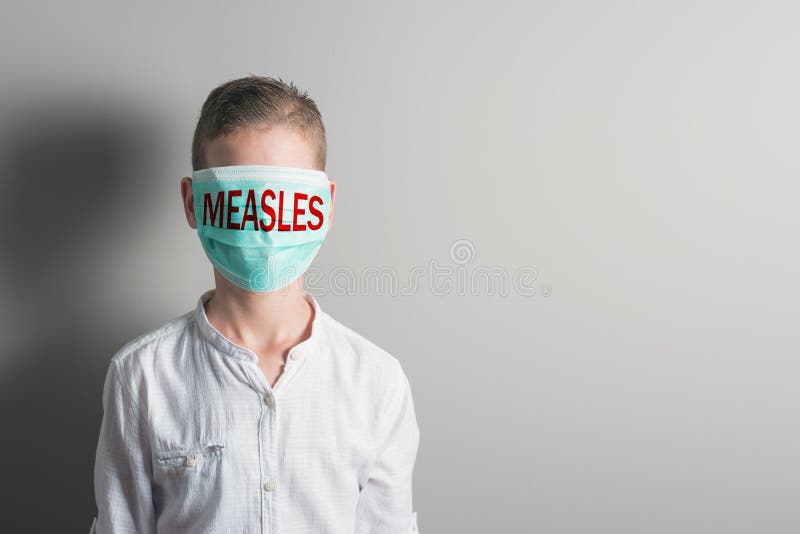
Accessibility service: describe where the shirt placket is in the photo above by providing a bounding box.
[260,387,277,534]
[249,345,307,534]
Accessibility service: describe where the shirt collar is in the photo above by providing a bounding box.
[192,288,323,363]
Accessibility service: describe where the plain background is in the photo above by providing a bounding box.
[1,1,799,532]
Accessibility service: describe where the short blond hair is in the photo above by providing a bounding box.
[191,75,327,171]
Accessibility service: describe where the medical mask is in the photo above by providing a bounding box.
[191,165,333,293]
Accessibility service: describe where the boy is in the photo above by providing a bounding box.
[90,76,421,534]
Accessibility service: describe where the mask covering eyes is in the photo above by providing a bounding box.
[191,165,333,293]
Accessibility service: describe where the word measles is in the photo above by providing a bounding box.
[202,189,325,231]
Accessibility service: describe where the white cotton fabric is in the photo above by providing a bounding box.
[90,289,420,534]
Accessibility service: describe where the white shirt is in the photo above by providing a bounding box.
[90,289,420,534]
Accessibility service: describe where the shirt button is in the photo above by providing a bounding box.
[263,479,276,492]
[289,350,301,360]
[185,454,197,467]
[264,395,274,407]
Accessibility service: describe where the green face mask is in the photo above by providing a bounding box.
[191,165,333,293]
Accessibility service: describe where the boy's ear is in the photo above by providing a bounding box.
[328,179,337,228]
[180,176,197,229]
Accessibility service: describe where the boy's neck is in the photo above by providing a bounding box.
[204,270,314,357]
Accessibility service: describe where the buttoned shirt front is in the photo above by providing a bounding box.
[90,289,420,534]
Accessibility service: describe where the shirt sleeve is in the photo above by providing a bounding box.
[91,358,156,534]
[355,358,422,534]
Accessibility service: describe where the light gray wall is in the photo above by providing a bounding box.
[1,1,798,532]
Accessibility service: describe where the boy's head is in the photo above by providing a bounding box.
[190,75,327,172]
[181,76,335,294]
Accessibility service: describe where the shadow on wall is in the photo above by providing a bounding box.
[0,96,168,532]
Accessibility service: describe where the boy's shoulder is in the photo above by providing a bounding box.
[317,308,409,380]
[317,309,412,412]
[105,300,410,390]
[110,309,194,369]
